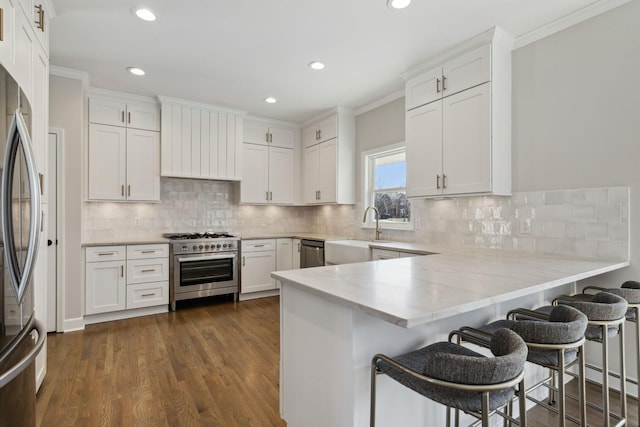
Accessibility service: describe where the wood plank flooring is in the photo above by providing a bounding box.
[36,294,640,426]
[36,296,286,427]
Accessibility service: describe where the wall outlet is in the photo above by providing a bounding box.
[134,217,142,227]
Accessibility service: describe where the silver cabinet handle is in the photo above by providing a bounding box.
[254,244,265,248]
[266,191,269,201]
[436,175,441,190]
[436,78,441,93]
[141,293,155,297]
[141,269,155,273]
[269,191,273,201]
[242,256,245,266]
[128,185,131,197]
[121,111,125,123]
[442,75,447,91]
[442,174,447,189]
[121,265,124,277]
[128,112,131,124]
[121,185,125,196]
[39,173,44,196]
[0,8,4,42]
[140,250,156,254]
[97,252,115,256]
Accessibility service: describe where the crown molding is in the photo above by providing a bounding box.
[157,95,248,115]
[513,0,631,49]
[49,65,89,81]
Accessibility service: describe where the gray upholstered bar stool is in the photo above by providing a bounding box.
[544,292,628,427]
[451,305,588,427]
[370,328,528,427]
[580,281,640,421]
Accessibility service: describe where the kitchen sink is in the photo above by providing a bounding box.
[325,239,389,265]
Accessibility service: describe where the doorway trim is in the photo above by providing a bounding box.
[49,127,66,332]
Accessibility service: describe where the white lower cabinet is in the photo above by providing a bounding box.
[276,238,294,289]
[292,239,301,269]
[85,244,168,316]
[372,248,419,260]
[241,239,277,293]
[85,247,127,315]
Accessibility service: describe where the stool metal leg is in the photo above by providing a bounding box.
[370,361,377,427]
[557,350,566,427]
[619,322,627,423]
[602,324,611,427]
[578,345,587,427]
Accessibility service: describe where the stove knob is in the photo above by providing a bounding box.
[205,244,210,250]
[199,245,204,250]
[215,244,221,249]
[224,243,229,248]
[192,245,197,250]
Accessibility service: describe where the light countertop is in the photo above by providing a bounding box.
[272,245,629,328]
[82,238,170,247]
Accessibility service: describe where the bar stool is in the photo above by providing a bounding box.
[370,328,528,427]
[580,281,640,421]
[546,292,628,427]
[451,305,588,427]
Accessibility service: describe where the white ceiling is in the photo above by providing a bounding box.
[49,0,609,124]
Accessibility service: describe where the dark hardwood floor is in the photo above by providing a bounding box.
[36,295,640,426]
[36,296,286,427]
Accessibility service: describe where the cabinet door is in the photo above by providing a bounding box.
[405,101,443,198]
[85,260,126,315]
[269,126,296,149]
[405,67,442,111]
[0,0,16,69]
[276,239,293,271]
[240,143,269,203]
[303,144,319,203]
[442,44,491,98]
[126,128,160,201]
[269,146,294,204]
[126,257,168,284]
[442,83,490,195]
[317,139,337,203]
[14,9,33,99]
[241,251,276,293]
[89,98,127,127]
[292,239,301,269]
[126,103,160,131]
[88,124,126,200]
[302,124,318,148]
[32,42,48,203]
[243,119,269,145]
[317,115,337,143]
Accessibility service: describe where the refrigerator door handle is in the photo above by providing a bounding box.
[0,317,46,389]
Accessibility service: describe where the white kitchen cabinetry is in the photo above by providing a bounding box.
[90,97,160,131]
[241,239,277,293]
[125,244,169,309]
[292,239,301,269]
[240,119,298,204]
[85,244,169,316]
[241,143,295,204]
[85,246,127,315]
[159,96,244,181]
[88,124,160,201]
[0,0,16,72]
[276,238,294,289]
[404,28,512,198]
[302,108,355,205]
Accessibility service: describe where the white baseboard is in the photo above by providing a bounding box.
[62,316,85,332]
[239,289,280,301]
[83,305,168,325]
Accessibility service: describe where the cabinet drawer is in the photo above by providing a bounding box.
[127,281,168,309]
[241,239,277,252]
[372,249,400,260]
[127,244,169,259]
[86,245,126,262]
[127,258,169,284]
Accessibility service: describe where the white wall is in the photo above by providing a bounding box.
[49,74,86,329]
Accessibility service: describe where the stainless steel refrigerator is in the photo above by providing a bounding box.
[0,67,46,425]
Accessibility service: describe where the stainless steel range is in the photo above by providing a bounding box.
[164,232,239,310]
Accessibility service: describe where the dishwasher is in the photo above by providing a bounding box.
[300,239,325,268]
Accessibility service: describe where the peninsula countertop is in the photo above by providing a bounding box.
[272,245,629,328]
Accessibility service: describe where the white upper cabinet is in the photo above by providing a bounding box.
[404,27,513,198]
[159,97,244,181]
[240,118,298,205]
[302,108,355,204]
[243,118,296,149]
[90,98,160,131]
[0,0,16,69]
[405,44,491,111]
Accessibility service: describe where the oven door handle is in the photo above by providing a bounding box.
[177,254,236,263]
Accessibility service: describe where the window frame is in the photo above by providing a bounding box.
[362,142,412,231]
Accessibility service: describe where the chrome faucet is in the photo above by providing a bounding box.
[363,206,382,240]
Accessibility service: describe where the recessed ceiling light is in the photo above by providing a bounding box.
[308,61,325,70]
[265,97,277,104]
[387,0,411,9]
[127,67,146,76]
[133,7,157,21]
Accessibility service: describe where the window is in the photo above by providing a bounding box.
[363,143,411,230]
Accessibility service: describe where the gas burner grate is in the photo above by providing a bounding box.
[163,232,235,240]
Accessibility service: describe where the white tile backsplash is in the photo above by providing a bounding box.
[83,182,629,261]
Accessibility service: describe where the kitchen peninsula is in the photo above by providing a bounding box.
[272,245,628,427]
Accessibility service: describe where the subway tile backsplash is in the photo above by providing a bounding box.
[83,180,629,262]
